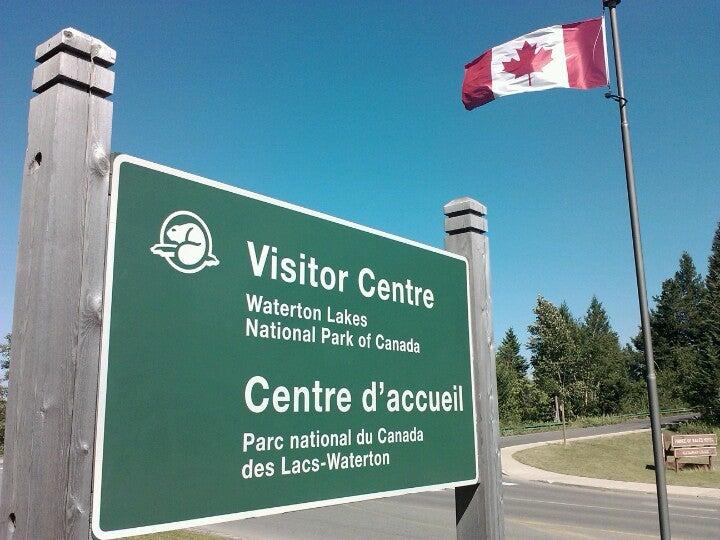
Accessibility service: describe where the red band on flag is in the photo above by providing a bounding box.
[462,49,494,110]
[563,18,608,89]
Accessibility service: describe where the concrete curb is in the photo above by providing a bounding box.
[502,428,720,500]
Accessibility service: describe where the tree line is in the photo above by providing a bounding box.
[497,220,720,426]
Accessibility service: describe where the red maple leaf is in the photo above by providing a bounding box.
[502,41,553,86]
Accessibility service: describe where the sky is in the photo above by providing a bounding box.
[1,1,719,354]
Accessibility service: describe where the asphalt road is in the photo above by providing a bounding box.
[500,412,697,447]
[201,479,720,539]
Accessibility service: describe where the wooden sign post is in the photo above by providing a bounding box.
[445,198,504,540]
[0,29,115,540]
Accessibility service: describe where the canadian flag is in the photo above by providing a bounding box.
[462,17,608,110]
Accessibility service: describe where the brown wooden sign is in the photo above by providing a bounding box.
[664,432,717,472]
[672,447,717,458]
[671,434,717,448]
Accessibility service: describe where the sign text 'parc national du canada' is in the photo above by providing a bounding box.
[93,155,478,539]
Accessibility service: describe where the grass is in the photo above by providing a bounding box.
[128,530,222,540]
[514,424,720,489]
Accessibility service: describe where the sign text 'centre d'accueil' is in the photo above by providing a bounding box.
[92,155,478,539]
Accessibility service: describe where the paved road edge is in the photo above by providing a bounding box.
[502,429,720,500]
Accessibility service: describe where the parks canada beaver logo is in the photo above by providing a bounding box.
[150,211,219,273]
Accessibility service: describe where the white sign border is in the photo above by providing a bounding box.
[92,153,480,539]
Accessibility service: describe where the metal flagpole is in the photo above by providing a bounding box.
[603,1,671,538]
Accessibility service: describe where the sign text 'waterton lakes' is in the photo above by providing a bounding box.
[93,155,478,539]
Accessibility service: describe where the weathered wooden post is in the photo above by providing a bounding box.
[444,197,504,539]
[0,29,115,539]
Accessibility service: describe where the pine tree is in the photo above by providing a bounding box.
[495,354,521,423]
[518,380,551,423]
[692,221,720,423]
[496,328,527,378]
[495,328,525,423]
[633,252,706,404]
[653,253,706,354]
[704,221,720,350]
[622,343,649,411]
[579,297,629,415]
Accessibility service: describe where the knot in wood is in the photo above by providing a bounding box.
[87,292,103,325]
[90,42,102,61]
[91,143,110,177]
[67,495,85,517]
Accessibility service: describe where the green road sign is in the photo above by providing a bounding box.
[93,155,478,539]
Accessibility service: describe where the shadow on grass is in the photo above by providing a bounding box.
[647,463,715,472]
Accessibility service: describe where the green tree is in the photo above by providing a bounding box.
[528,297,581,418]
[621,344,650,412]
[690,222,720,423]
[652,253,705,353]
[634,252,706,404]
[578,297,631,415]
[518,380,551,422]
[704,222,720,350]
[496,326,551,423]
[496,327,527,378]
[496,328,530,423]
[495,352,522,423]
